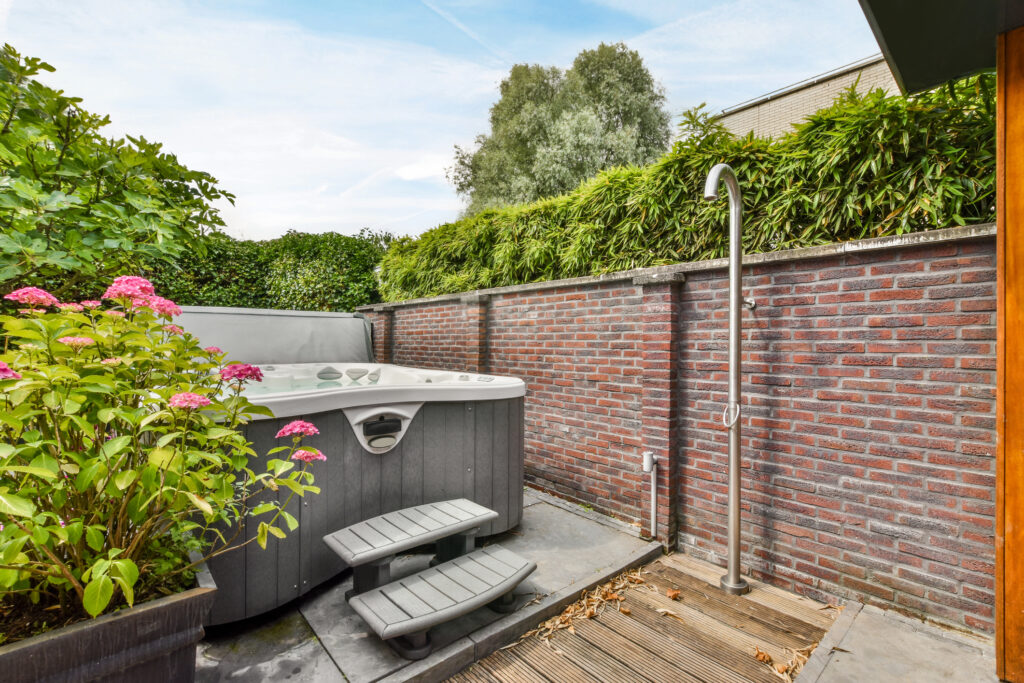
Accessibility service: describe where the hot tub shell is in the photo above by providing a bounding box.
[177,307,526,625]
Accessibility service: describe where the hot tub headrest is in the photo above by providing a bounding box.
[177,306,374,365]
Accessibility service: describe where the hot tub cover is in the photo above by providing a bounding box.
[178,306,374,364]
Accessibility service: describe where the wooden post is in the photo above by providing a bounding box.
[998,25,1024,682]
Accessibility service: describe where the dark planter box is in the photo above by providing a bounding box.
[0,565,216,683]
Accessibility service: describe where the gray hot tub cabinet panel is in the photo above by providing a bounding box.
[205,397,525,625]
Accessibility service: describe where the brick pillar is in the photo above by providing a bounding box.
[368,305,394,363]
[634,270,685,547]
[460,292,489,373]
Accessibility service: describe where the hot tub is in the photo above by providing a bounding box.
[177,307,526,625]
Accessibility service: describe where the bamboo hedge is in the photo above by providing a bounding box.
[379,77,995,301]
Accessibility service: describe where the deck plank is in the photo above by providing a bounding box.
[647,561,826,642]
[480,649,547,682]
[546,626,659,682]
[577,617,712,683]
[626,586,792,663]
[640,568,813,651]
[597,601,779,683]
[513,638,601,683]
[448,552,838,683]
[661,553,837,630]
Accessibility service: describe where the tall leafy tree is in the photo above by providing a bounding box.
[449,43,671,215]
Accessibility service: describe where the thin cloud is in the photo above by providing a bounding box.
[420,0,513,65]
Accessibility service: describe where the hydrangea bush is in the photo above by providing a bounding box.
[0,277,322,637]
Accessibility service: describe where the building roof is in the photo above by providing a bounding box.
[858,0,1021,94]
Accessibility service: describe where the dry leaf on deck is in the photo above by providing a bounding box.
[754,646,773,664]
[620,606,631,615]
[655,607,684,622]
[666,588,681,600]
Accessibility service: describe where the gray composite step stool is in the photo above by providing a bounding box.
[348,545,536,659]
[322,498,499,596]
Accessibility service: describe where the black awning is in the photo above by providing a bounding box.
[858,0,1020,94]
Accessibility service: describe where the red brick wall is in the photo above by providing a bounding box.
[363,228,996,633]
[487,284,647,523]
[677,239,996,633]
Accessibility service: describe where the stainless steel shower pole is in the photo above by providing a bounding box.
[704,163,750,596]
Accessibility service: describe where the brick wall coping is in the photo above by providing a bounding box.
[361,222,995,312]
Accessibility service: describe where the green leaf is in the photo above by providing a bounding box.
[156,432,182,448]
[2,536,29,564]
[97,408,116,423]
[256,522,268,549]
[3,465,57,479]
[250,502,277,516]
[0,488,35,518]
[83,575,114,617]
[267,525,286,539]
[85,526,105,552]
[100,435,132,459]
[113,470,136,490]
[280,510,299,531]
[184,491,213,515]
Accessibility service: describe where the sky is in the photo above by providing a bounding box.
[0,1,882,240]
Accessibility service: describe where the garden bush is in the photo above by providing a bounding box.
[149,228,392,312]
[380,75,995,301]
[0,278,322,642]
[0,45,231,300]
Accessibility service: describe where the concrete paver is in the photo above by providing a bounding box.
[806,604,997,683]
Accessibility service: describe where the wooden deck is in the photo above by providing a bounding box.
[449,553,840,682]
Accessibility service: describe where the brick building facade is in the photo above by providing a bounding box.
[361,224,997,634]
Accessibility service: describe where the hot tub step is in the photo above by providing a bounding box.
[323,499,499,596]
[348,545,536,659]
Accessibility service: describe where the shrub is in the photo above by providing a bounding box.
[149,229,392,312]
[0,45,231,300]
[380,76,995,301]
[0,278,321,642]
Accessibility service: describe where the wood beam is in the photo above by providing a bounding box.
[998,24,1024,682]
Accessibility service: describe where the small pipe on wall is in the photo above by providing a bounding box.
[642,450,659,539]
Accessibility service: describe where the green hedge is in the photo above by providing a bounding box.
[149,229,391,311]
[379,77,995,301]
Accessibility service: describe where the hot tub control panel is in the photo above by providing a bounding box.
[342,402,423,454]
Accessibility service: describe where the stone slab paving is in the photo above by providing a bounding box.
[196,488,657,682]
[801,604,997,682]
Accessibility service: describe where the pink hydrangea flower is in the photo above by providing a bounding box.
[80,300,102,309]
[132,295,182,317]
[203,346,223,354]
[4,287,58,307]
[0,362,22,380]
[57,336,95,350]
[104,310,125,318]
[18,308,46,315]
[56,302,85,312]
[220,363,263,383]
[100,357,124,365]
[102,276,155,300]
[169,392,211,410]
[291,448,326,463]
[276,420,320,439]
[162,324,184,335]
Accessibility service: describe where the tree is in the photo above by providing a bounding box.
[449,43,670,216]
[0,44,232,299]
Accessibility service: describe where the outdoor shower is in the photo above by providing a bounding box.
[704,163,751,596]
